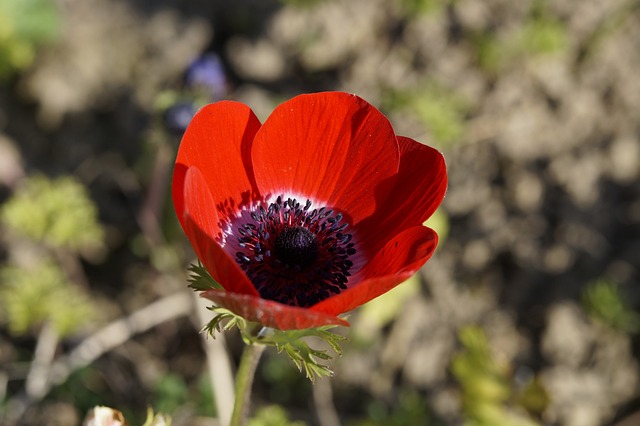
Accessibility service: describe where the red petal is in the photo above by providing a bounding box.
[201,290,349,330]
[310,225,438,316]
[174,101,262,225]
[251,92,399,223]
[355,136,447,255]
[182,167,258,296]
[395,136,447,222]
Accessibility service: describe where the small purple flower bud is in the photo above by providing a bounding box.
[185,53,227,99]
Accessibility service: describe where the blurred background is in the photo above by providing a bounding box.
[1,0,639,425]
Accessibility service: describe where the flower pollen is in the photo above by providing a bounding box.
[234,196,355,307]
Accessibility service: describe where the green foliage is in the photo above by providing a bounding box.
[452,326,541,426]
[386,83,469,147]
[516,377,550,418]
[453,326,510,403]
[472,34,501,73]
[413,85,468,146]
[188,261,223,291]
[195,263,347,381]
[195,375,217,416]
[152,374,188,416]
[0,260,95,336]
[263,325,346,381]
[398,0,451,16]
[1,174,104,253]
[517,16,567,56]
[472,2,567,72]
[152,373,216,417]
[204,306,346,381]
[51,367,107,417]
[0,0,59,77]
[350,390,433,426]
[249,404,306,426]
[203,306,251,338]
[260,353,309,404]
[582,279,640,333]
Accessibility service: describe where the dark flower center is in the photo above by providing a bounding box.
[233,196,356,307]
[274,226,318,267]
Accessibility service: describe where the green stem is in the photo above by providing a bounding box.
[230,342,266,426]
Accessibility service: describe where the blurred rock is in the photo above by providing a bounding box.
[542,303,639,426]
[226,37,287,82]
[542,303,593,367]
[269,0,387,72]
[607,133,640,184]
[0,134,24,188]
[20,0,210,127]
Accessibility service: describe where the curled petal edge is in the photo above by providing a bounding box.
[310,225,438,316]
[201,290,350,330]
[355,136,447,255]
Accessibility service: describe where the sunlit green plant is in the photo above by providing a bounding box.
[0,260,95,336]
[249,404,306,426]
[517,15,567,56]
[582,279,640,333]
[0,0,59,77]
[206,307,346,381]
[385,83,469,147]
[1,174,104,253]
[195,374,218,417]
[398,0,447,15]
[452,326,542,426]
[0,174,101,336]
[412,89,467,146]
[351,390,433,426]
[472,2,567,72]
[152,374,189,416]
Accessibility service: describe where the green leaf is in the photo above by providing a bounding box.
[152,374,187,418]
[202,306,248,339]
[261,326,347,381]
[187,261,223,291]
[384,82,469,147]
[1,174,104,253]
[452,326,542,426]
[582,279,640,333]
[249,404,306,426]
[0,0,59,42]
[0,0,59,76]
[200,305,347,381]
[0,260,95,336]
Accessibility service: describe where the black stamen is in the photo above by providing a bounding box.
[232,197,356,307]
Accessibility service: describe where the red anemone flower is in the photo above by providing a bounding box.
[173,92,447,330]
